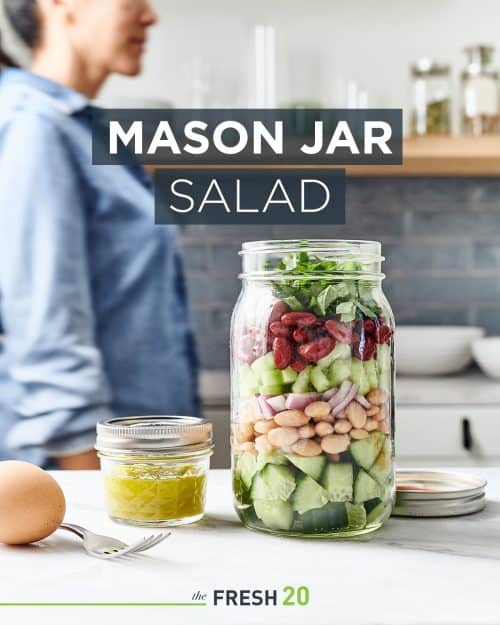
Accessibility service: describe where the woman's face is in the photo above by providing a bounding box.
[65,0,157,76]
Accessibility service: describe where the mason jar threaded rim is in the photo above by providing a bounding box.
[239,239,385,281]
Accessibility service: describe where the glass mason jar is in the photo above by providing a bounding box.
[231,240,395,537]
[461,45,499,135]
[96,416,213,527]
[411,59,451,136]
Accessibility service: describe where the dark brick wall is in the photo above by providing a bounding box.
[181,178,500,369]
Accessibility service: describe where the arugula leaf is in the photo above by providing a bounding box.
[316,285,338,316]
[270,249,378,322]
[282,296,303,311]
[336,301,356,323]
[357,301,377,319]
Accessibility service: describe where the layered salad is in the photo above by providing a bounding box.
[232,250,394,535]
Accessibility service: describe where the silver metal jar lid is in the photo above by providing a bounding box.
[96,416,213,455]
[392,469,487,518]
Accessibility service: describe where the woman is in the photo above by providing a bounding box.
[0,0,199,469]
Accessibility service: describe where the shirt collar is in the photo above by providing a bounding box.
[0,67,90,115]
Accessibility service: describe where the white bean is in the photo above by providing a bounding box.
[291,439,322,457]
[274,410,309,427]
[350,428,369,440]
[320,434,350,454]
[345,402,367,429]
[315,421,334,437]
[268,426,300,448]
[298,424,315,439]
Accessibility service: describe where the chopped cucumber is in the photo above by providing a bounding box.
[345,502,367,529]
[256,450,288,471]
[376,343,391,391]
[317,343,351,369]
[364,359,379,391]
[258,384,283,396]
[329,358,352,386]
[239,452,258,489]
[366,501,387,525]
[363,497,382,515]
[239,365,259,396]
[300,502,347,533]
[234,472,254,505]
[251,352,276,378]
[310,366,331,392]
[291,366,311,393]
[350,358,370,396]
[286,454,326,481]
[350,431,385,471]
[322,463,353,502]
[281,367,298,385]
[250,472,268,500]
[369,436,392,484]
[251,464,296,502]
[354,469,382,503]
[253,500,294,531]
[261,369,283,387]
[292,475,329,514]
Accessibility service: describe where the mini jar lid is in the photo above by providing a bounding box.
[96,416,213,456]
[393,470,487,518]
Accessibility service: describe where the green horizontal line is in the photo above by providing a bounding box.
[0,603,207,607]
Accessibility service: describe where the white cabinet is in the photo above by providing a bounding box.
[396,405,500,467]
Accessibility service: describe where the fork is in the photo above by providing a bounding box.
[59,523,170,559]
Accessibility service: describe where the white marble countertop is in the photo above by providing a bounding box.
[1,468,500,625]
[201,370,500,406]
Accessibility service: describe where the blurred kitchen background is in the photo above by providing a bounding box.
[3,0,500,468]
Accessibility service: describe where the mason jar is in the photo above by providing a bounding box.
[461,45,499,135]
[96,416,213,527]
[231,240,395,537]
[411,59,451,136]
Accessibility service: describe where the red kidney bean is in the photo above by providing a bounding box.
[269,300,289,325]
[272,337,292,369]
[281,312,317,327]
[269,321,292,338]
[325,319,352,344]
[298,336,335,362]
[292,327,315,344]
[290,356,308,372]
[376,324,392,344]
[353,335,376,361]
[266,329,273,351]
[363,319,376,335]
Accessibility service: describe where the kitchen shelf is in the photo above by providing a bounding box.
[150,137,500,177]
[347,136,500,177]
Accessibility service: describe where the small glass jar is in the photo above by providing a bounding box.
[231,240,395,538]
[411,59,451,136]
[96,416,213,527]
[461,45,499,135]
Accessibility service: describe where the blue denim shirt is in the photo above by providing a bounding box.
[0,69,199,466]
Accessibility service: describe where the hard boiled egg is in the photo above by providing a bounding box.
[0,461,66,545]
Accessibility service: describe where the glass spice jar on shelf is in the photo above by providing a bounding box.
[461,45,499,135]
[411,59,451,136]
[231,240,395,538]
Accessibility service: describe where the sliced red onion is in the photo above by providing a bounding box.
[331,384,359,417]
[258,395,275,419]
[322,387,337,401]
[285,392,321,411]
[329,380,352,408]
[266,394,287,412]
[355,394,371,409]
